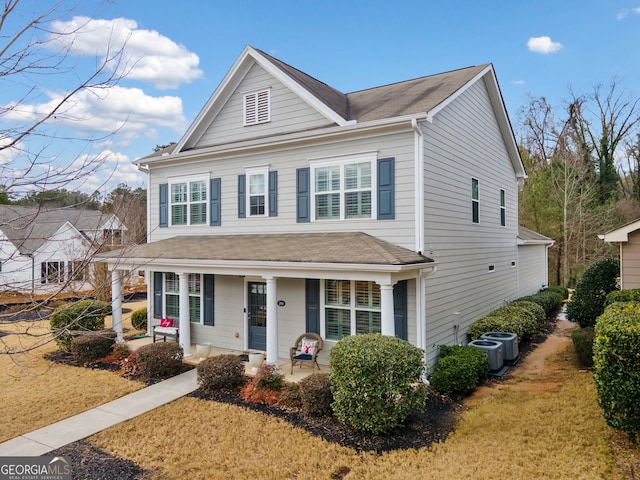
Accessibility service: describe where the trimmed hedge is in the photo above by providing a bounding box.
[429,345,489,394]
[197,354,246,394]
[467,301,545,342]
[593,302,640,441]
[70,331,116,365]
[566,259,619,328]
[605,288,640,306]
[329,334,427,435]
[135,342,184,380]
[517,290,564,317]
[571,327,595,368]
[546,285,569,301]
[298,373,333,417]
[130,307,148,331]
[49,300,112,352]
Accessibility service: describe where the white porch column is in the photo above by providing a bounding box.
[178,273,192,358]
[379,282,395,337]
[265,276,278,366]
[111,269,123,342]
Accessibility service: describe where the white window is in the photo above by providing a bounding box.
[500,189,506,226]
[311,153,376,221]
[243,89,270,126]
[245,167,269,216]
[165,273,180,318]
[472,178,479,224]
[41,261,64,284]
[169,176,208,226]
[323,280,381,340]
[189,273,202,323]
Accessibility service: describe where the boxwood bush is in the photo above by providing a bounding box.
[130,307,148,331]
[197,354,246,394]
[49,299,112,352]
[467,301,544,342]
[429,345,489,394]
[135,342,184,380]
[517,290,564,317]
[298,373,333,417]
[605,288,640,306]
[546,285,569,301]
[70,331,116,365]
[329,333,427,435]
[566,258,619,328]
[571,327,594,368]
[593,302,640,441]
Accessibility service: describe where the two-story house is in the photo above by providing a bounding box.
[98,46,552,370]
[0,205,126,293]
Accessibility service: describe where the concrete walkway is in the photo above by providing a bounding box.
[0,369,198,456]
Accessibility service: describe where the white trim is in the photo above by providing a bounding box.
[167,174,210,227]
[412,119,425,253]
[245,166,269,217]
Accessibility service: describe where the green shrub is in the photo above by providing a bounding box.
[197,354,246,394]
[329,333,427,435]
[298,373,333,417]
[130,307,148,331]
[566,259,619,328]
[593,302,640,441]
[278,382,303,409]
[605,289,640,306]
[253,363,285,391]
[70,331,116,365]
[49,300,112,351]
[135,342,184,380]
[546,285,569,301]
[519,290,564,317]
[571,327,594,368]
[467,301,543,343]
[429,345,489,394]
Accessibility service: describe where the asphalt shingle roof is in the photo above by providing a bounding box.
[99,232,433,266]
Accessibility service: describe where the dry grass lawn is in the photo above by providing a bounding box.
[0,300,146,443]
[2,304,639,479]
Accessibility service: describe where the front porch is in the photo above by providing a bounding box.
[126,336,329,383]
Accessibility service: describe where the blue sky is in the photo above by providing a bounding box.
[2,0,639,196]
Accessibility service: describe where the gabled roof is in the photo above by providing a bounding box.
[0,205,123,255]
[599,218,640,243]
[157,46,523,179]
[96,232,434,267]
[517,225,555,245]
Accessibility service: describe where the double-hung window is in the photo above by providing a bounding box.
[246,167,268,216]
[311,153,376,221]
[189,273,202,323]
[165,273,180,318]
[324,279,381,340]
[169,176,208,225]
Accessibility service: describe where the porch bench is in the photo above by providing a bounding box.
[153,318,179,343]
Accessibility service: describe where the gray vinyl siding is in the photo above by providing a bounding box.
[148,129,417,250]
[196,63,334,148]
[517,244,547,296]
[421,79,520,371]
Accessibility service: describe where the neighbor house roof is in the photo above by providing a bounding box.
[0,205,122,255]
[599,218,640,243]
[517,225,555,245]
[96,232,434,267]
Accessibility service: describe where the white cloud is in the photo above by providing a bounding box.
[1,85,186,138]
[617,7,640,19]
[0,137,23,166]
[48,17,203,89]
[512,80,526,85]
[527,36,563,54]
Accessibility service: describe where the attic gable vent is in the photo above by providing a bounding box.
[243,89,271,126]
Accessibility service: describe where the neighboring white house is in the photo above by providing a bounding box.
[0,205,127,293]
[97,46,553,370]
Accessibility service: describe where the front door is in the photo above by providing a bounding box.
[248,282,267,351]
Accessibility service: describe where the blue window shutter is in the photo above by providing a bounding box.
[210,178,221,226]
[153,272,163,319]
[268,170,278,217]
[393,280,408,340]
[159,184,168,227]
[203,274,215,326]
[237,174,246,218]
[296,167,310,222]
[377,157,395,219]
[305,279,320,334]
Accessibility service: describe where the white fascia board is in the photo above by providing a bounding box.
[601,219,640,243]
[426,64,526,180]
[98,256,437,282]
[517,239,555,246]
[142,113,427,167]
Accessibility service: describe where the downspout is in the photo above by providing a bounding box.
[139,164,151,244]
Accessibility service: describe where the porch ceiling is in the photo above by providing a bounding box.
[97,232,433,266]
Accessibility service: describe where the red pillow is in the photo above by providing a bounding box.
[160,318,173,327]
